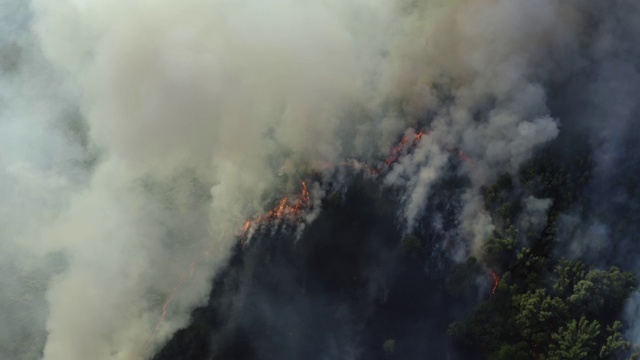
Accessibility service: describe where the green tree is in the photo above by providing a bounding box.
[546,316,601,360]
[599,321,630,359]
[512,289,568,347]
[483,226,518,270]
[383,339,395,355]
[446,257,482,297]
[448,157,637,359]
[401,235,422,258]
[489,342,530,360]
[449,258,637,359]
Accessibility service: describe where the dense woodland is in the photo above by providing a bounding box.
[448,141,639,359]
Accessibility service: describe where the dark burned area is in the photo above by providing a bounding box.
[153,174,476,360]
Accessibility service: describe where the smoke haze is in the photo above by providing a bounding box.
[1,0,640,359]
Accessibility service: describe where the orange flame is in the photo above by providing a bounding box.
[146,127,477,350]
[454,148,477,170]
[145,261,195,351]
[384,130,429,167]
[490,271,500,297]
[316,130,430,176]
[240,181,311,238]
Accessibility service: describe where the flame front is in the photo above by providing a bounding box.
[238,130,429,238]
[384,130,428,167]
[240,130,432,239]
[146,128,472,349]
[240,181,311,238]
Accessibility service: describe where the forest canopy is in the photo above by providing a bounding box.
[447,148,639,360]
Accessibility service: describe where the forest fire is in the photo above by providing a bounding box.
[237,129,443,243]
[145,262,196,351]
[384,130,429,167]
[490,271,500,297]
[239,130,430,239]
[317,130,429,176]
[240,181,311,238]
[147,128,458,349]
[454,148,476,170]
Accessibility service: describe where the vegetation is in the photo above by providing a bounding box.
[401,235,422,258]
[326,192,343,206]
[449,257,636,359]
[383,339,396,355]
[448,148,639,359]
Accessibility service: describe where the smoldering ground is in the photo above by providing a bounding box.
[2,0,640,359]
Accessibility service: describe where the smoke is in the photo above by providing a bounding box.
[379,0,567,257]
[541,0,640,345]
[2,0,640,359]
[557,215,608,263]
[5,0,400,359]
[519,196,552,236]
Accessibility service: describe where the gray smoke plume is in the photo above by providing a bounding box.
[1,0,640,359]
[4,0,400,358]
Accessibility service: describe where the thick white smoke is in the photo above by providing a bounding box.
[380,0,567,256]
[2,0,638,359]
[9,0,399,359]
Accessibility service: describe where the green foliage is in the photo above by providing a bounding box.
[518,149,592,211]
[553,260,587,298]
[546,316,601,360]
[484,173,514,205]
[512,289,568,346]
[512,248,548,293]
[489,342,530,360]
[482,173,521,226]
[383,339,396,354]
[483,226,518,270]
[449,256,636,359]
[446,257,483,297]
[553,261,637,317]
[326,192,343,206]
[401,235,422,257]
[448,148,636,359]
[599,321,630,359]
